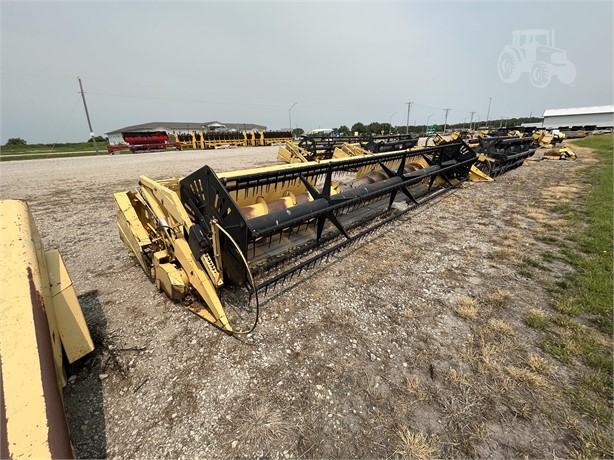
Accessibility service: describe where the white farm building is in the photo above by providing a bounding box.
[542,105,614,129]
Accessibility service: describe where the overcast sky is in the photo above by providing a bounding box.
[1,1,612,143]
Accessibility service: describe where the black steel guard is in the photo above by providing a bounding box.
[478,136,536,176]
[180,140,477,286]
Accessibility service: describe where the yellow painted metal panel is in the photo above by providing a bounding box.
[114,191,151,272]
[44,249,95,363]
[0,200,75,459]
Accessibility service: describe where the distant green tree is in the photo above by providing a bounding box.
[351,122,366,135]
[380,123,392,134]
[87,136,106,143]
[291,128,305,138]
[337,125,351,136]
[6,138,27,146]
[366,122,382,135]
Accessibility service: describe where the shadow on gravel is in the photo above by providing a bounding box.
[64,290,108,459]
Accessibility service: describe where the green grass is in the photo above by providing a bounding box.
[0,141,104,161]
[535,234,559,244]
[526,311,549,330]
[517,268,533,279]
[541,251,557,263]
[0,151,106,161]
[1,141,96,153]
[538,134,613,426]
[540,335,573,364]
[566,135,613,328]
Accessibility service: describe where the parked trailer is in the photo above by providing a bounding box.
[107,131,182,154]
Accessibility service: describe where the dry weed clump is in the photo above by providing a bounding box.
[506,365,546,387]
[395,426,439,460]
[526,353,551,375]
[456,296,479,319]
[440,386,491,456]
[447,368,471,386]
[491,246,517,262]
[525,206,549,223]
[463,335,502,376]
[401,308,418,322]
[526,308,550,330]
[233,400,294,454]
[404,375,427,400]
[483,289,512,309]
[487,318,515,336]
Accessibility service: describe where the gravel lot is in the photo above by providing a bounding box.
[0,144,601,458]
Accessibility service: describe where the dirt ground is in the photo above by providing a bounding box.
[0,144,607,458]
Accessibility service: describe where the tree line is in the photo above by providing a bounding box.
[3,136,107,147]
[294,117,544,137]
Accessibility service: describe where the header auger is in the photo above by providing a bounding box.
[115,140,477,333]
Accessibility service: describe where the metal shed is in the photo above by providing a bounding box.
[542,105,614,129]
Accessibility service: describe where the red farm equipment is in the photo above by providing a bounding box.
[107,131,182,155]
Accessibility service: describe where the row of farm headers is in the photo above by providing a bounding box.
[175,130,293,149]
[113,131,543,333]
[112,126,570,333]
[107,130,293,154]
[280,127,571,165]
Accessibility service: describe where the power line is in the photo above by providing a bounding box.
[86,91,284,109]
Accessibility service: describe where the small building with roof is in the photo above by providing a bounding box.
[542,105,613,129]
[105,121,267,145]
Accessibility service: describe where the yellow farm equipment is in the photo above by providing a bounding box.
[0,200,94,459]
[532,129,565,147]
[544,146,577,160]
[176,131,249,149]
[431,133,537,179]
[280,139,491,182]
[472,136,537,177]
[277,142,313,163]
[202,131,248,149]
[252,130,293,146]
[296,133,419,160]
[115,140,478,333]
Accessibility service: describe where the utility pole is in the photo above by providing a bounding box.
[389,112,397,134]
[78,77,99,154]
[443,108,451,133]
[486,97,492,129]
[469,111,476,131]
[426,114,435,135]
[288,102,298,134]
[405,101,413,134]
